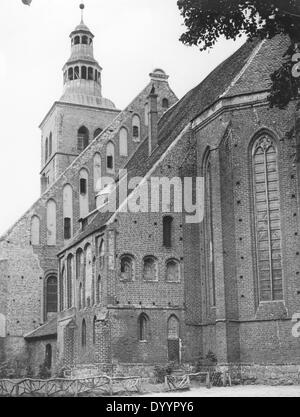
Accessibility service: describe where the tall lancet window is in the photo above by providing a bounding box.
[252,134,283,302]
[203,151,215,307]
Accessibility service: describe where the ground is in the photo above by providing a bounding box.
[141,385,300,397]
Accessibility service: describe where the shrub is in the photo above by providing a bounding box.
[38,362,51,380]
[154,362,176,383]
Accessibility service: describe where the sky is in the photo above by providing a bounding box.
[0,0,245,236]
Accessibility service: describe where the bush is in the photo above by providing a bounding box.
[195,350,217,373]
[154,362,176,383]
[38,362,51,380]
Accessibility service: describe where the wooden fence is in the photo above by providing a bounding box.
[0,375,142,397]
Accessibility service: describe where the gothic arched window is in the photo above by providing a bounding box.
[143,256,158,282]
[77,126,89,152]
[203,151,216,307]
[96,275,101,304]
[79,168,89,219]
[63,184,73,240]
[46,200,57,246]
[120,255,135,281]
[93,316,97,345]
[167,315,179,340]
[74,36,80,45]
[85,245,93,307]
[99,238,105,269]
[66,255,73,309]
[166,259,180,282]
[162,98,169,109]
[132,115,141,141]
[46,275,57,315]
[252,134,283,301]
[78,283,83,310]
[81,319,86,349]
[138,313,149,341]
[106,142,115,172]
[93,153,102,192]
[94,128,102,139]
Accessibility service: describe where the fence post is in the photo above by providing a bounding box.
[109,377,113,396]
[74,379,79,397]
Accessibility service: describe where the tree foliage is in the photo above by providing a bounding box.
[177,0,300,108]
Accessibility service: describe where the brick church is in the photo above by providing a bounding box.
[0,8,300,379]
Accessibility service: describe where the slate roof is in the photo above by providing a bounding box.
[24,317,57,340]
[59,35,290,253]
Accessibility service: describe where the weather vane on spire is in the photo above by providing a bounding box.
[80,3,85,23]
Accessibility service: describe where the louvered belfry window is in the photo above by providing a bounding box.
[252,135,283,302]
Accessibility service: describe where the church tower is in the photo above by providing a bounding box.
[39,4,119,194]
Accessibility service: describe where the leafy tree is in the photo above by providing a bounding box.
[177,0,300,108]
[178,0,300,170]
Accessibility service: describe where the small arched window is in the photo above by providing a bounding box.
[63,184,73,241]
[99,239,105,269]
[132,115,141,141]
[85,245,93,307]
[76,248,84,280]
[78,282,83,310]
[162,98,169,109]
[82,66,87,80]
[68,67,74,81]
[46,200,56,246]
[74,36,80,45]
[81,319,86,349]
[119,128,128,157]
[79,169,89,219]
[30,215,40,246]
[167,315,179,339]
[66,255,73,309]
[106,142,115,172]
[45,137,49,162]
[74,66,80,79]
[93,153,102,192]
[88,67,94,80]
[138,314,149,341]
[166,259,180,282]
[143,256,158,282]
[120,255,134,281]
[77,126,89,152]
[93,316,97,344]
[82,35,88,45]
[94,128,103,139]
[49,132,52,157]
[46,276,57,315]
[45,344,52,369]
[96,275,101,304]
[163,216,173,248]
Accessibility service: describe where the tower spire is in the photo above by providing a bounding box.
[80,3,85,23]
